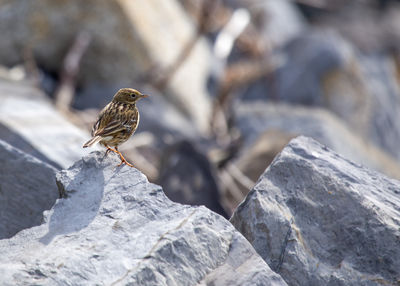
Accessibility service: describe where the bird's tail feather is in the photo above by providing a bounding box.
[83,135,102,148]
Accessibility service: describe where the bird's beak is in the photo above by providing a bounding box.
[141,94,149,98]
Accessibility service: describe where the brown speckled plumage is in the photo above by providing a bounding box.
[83,88,148,167]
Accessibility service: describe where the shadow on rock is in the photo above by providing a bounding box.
[158,140,228,218]
[39,153,106,244]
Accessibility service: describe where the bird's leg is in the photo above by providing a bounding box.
[105,145,118,156]
[115,147,134,168]
[105,145,134,167]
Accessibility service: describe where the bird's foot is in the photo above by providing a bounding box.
[116,151,134,168]
[117,157,134,168]
[106,146,134,167]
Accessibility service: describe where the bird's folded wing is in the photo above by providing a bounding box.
[94,120,126,137]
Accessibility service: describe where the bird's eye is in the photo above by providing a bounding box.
[131,93,136,98]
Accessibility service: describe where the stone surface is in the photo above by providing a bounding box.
[231,136,400,286]
[0,79,97,169]
[356,55,400,161]
[0,139,58,239]
[321,52,400,162]
[235,101,400,180]
[266,30,348,105]
[0,0,211,132]
[0,151,287,286]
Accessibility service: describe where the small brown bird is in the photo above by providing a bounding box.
[83,88,148,167]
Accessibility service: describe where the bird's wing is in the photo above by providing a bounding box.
[94,120,126,137]
[91,103,111,136]
[93,107,137,137]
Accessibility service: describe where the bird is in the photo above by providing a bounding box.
[83,88,148,167]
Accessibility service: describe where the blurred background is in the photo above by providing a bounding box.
[1,0,400,218]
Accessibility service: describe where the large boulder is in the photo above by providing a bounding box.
[231,136,400,286]
[0,139,58,239]
[0,151,287,286]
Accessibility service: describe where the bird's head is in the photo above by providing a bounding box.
[113,88,148,104]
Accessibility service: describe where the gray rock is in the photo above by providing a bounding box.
[0,122,60,168]
[254,0,306,48]
[322,52,400,162]
[273,30,351,105]
[266,30,400,162]
[235,101,400,180]
[0,139,58,239]
[357,55,400,161]
[0,151,287,286]
[311,2,400,53]
[0,79,98,169]
[231,136,400,286]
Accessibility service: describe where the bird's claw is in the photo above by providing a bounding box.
[106,146,134,168]
[117,160,134,168]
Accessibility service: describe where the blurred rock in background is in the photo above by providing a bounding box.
[158,140,227,217]
[0,78,96,169]
[0,0,211,132]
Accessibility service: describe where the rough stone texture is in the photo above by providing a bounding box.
[0,139,58,239]
[231,136,400,286]
[235,101,400,180]
[0,79,97,169]
[0,0,211,132]
[0,151,287,286]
